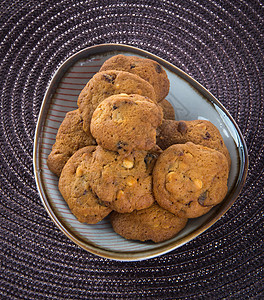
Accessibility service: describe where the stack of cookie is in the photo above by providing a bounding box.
[47,55,230,243]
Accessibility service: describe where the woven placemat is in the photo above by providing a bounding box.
[0,0,263,299]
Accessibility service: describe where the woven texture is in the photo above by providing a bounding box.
[0,0,263,298]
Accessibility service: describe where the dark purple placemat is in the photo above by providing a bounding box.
[0,0,263,299]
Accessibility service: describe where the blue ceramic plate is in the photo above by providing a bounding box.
[33,44,248,261]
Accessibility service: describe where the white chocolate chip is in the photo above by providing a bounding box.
[76,166,84,177]
[126,176,137,187]
[196,123,207,131]
[193,179,203,190]
[116,190,125,200]
[166,172,176,182]
[122,158,134,169]
[185,152,193,159]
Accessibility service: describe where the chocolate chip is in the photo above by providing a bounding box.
[144,153,155,167]
[83,190,87,195]
[177,121,188,135]
[203,132,211,140]
[116,141,128,150]
[113,105,118,110]
[130,63,136,69]
[155,63,162,73]
[198,191,208,206]
[102,73,116,83]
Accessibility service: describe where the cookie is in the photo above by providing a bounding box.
[89,146,162,213]
[159,99,175,120]
[47,109,96,177]
[99,54,170,102]
[153,142,229,218]
[110,203,188,243]
[90,94,163,153]
[77,70,157,133]
[59,146,112,224]
[156,119,231,168]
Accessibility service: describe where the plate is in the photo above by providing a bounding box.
[33,44,248,261]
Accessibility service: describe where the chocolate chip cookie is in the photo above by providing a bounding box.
[153,142,229,218]
[159,99,175,120]
[99,54,170,102]
[77,70,157,133]
[90,94,163,153]
[89,146,162,213]
[110,203,188,243]
[47,109,96,176]
[59,146,112,224]
[156,119,231,168]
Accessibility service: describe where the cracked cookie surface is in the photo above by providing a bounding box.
[89,146,162,213]
[153,142,229,218]
[59,146,112,224]
[99,54,170,102]
[47,109,96,177]
[90,94,163,153]
[110,203,188,243]
[77,70,157,133]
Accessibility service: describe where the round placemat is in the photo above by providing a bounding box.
[0,0,263,299]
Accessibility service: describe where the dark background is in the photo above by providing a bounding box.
[0,0,263,299]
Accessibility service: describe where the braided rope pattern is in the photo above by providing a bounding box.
[0,0,263,298]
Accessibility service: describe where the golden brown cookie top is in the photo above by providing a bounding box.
[153,142,229,218]
[77,70,157,133]
[157,119,231,169]
[47,109,96,177]
[59,146,112,224]
[89,146,162,213]
[110,203,188,243]
[99,54,170,102]
[90,94,163,153]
